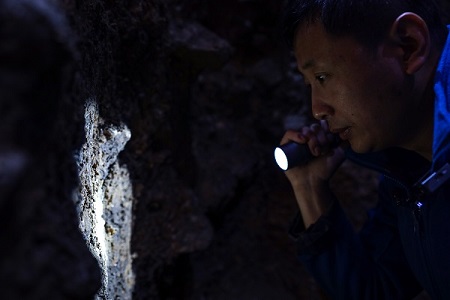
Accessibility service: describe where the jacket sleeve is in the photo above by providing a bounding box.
[289,177,422,300]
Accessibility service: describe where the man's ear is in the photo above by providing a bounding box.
[388,12,430,74]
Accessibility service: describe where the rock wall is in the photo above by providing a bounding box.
[76,99,134,298]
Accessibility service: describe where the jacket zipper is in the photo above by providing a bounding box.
[383,175,424,236]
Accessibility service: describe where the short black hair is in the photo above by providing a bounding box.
[282,0,448,49]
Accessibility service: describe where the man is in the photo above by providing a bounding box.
[279,0,450,298]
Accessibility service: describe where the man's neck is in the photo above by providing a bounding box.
[405,50,440,162]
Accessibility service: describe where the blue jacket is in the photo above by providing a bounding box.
[290,27,450,299]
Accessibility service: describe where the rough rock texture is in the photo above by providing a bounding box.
[76,99,134,299]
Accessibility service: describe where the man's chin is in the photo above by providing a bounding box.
[348,140,379,154]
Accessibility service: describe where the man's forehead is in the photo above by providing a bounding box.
[293,22,325,52]
[293,22,327,71]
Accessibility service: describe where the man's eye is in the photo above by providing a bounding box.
[315,74,328,84]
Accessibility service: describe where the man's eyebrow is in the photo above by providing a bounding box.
[301,59,315,70]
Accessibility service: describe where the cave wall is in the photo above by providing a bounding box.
[3,0,450,299]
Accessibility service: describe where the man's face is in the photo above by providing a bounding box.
[294,21,424,153]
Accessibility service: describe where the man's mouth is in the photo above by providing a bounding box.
[330,127,351,140]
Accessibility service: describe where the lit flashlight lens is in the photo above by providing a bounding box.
[274,147,288,171]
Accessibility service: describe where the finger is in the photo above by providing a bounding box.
[280,129,306,145]
[320,119,329,132]
[326,132,337,144]
[311,123,327,146]
[320,120,337,144]
[320,120,339,145]
[301,127,321,156]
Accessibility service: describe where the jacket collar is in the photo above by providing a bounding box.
[346,148,430,187]
[432,25,450,170]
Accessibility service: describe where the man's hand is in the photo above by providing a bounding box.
[280,120,346,227]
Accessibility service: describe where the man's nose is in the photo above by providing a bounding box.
[311,94,334,120]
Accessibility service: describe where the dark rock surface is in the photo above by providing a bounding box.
[0,0,101,298]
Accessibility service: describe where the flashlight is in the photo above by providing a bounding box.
[274,137,340,170]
